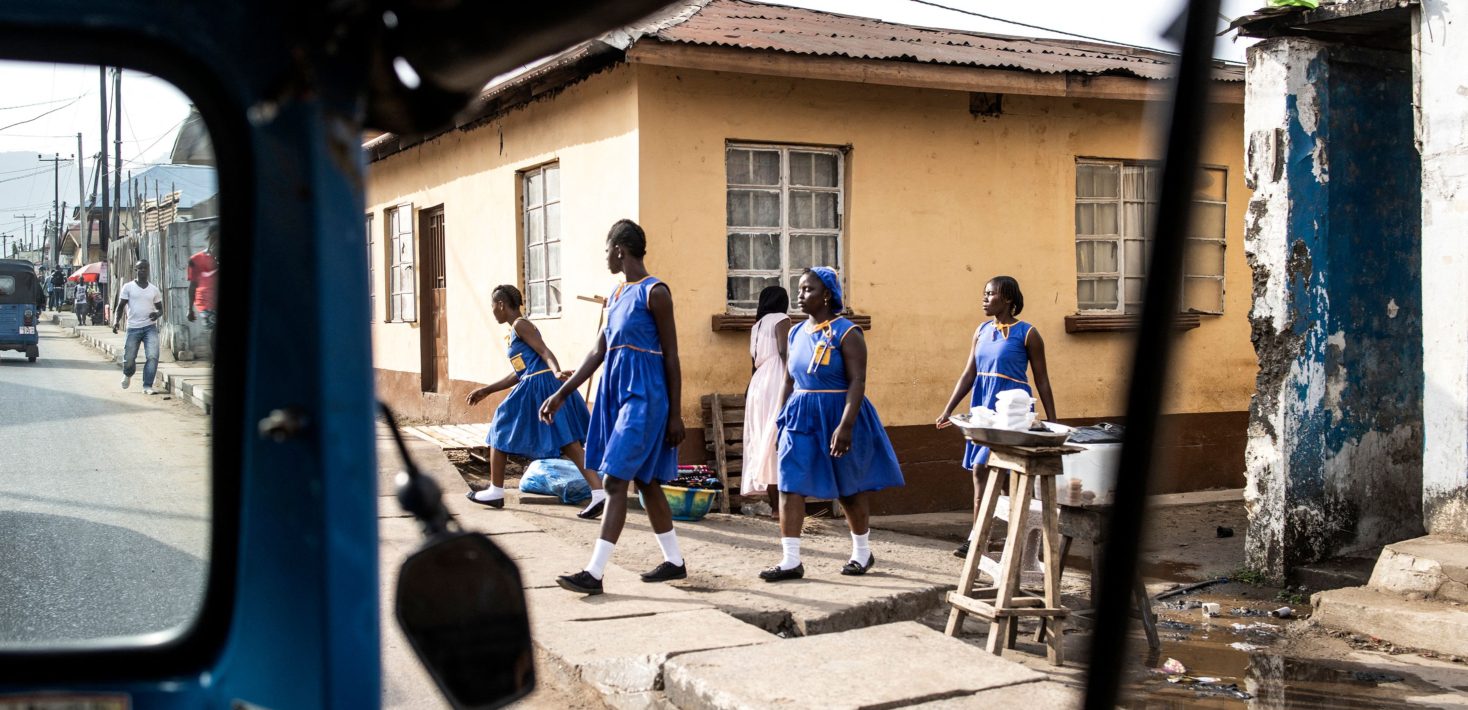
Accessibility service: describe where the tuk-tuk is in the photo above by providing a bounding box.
[0,259,40,363]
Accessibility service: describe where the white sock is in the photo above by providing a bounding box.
[655,530,684,566]
[779,537,802,570]
[472,484,505,502]
[586,539,615,580]
[579,488,606,515]
[851,531,871,565]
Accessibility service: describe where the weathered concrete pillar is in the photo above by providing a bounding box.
[1243,37,1423,581]
[1419,0,1468,538]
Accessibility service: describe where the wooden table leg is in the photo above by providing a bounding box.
[945,466,1005,637]
[1038,474,1065,666]
[985,470,1033,655]
[1037,534,1076,644]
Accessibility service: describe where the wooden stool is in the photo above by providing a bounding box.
[945,443,1079,665]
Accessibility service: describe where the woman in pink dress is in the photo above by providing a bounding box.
[742,286,792,516]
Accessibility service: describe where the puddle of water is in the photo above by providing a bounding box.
[1122,597,1454,709]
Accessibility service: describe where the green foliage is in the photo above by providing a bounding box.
[1231,567,1269,586]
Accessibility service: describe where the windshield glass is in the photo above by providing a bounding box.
[0,60,216,647]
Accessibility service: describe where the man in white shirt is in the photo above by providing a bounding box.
[113,260,164,394]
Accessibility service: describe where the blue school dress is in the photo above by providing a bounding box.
[488,321,590,459]
[585,276,678,484]
[963,320,1035,469]
[776,317,905,499]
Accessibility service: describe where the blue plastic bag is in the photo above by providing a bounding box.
[519,458,591,505]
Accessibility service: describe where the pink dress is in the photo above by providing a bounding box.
[742,313,789,494]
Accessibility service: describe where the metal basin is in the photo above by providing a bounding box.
[947,414,1071,447]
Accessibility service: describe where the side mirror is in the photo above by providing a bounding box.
[395,532,535,709]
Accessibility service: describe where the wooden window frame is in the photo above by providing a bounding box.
[1073,158,1227,320]
[366,213,375,323]
[725,142,845,314]
[521,162,561,318]
[386,202,416,323]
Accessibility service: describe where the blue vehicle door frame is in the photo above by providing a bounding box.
[0,2,380,707]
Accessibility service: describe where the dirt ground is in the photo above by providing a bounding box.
[449,453,1468,707]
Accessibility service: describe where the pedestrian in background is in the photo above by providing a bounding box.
[187,226,218,355]
[742,285,791,517]
[113,259,163,395]
[73,279,89,327]
[48,267,65,311]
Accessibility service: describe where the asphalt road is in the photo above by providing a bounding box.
[0,318,210,644]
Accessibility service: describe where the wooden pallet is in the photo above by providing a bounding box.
[403,423,492,461]
[701,393,841,518]
[702,394,744,514]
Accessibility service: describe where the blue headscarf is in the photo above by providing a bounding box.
[808,266,843,312]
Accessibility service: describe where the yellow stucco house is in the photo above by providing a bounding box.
[364,0,1253,514]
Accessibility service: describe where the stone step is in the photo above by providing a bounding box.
[1311,585,1468,657]
[1368,535,1468,603]
[662,621,1048,710]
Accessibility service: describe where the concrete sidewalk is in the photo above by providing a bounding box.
[380,431,1081,709]
[60,316,214,414]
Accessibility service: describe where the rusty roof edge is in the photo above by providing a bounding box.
[363,2,711,154]
[1231,0,1418,38]
[632,35,1243,82]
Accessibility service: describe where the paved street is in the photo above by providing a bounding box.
[0,318,210,643]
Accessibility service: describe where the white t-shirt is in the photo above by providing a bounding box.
[119,281,163,330]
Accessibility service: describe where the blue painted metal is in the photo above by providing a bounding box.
[1279,47,1423,565]
[0,2,381,707]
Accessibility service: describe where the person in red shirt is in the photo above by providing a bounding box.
[187,227,219,354]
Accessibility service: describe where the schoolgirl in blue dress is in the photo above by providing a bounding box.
[936,275,1057,557]
[464,285,606,518]
[759,267,905,582]
[541,220,688,596]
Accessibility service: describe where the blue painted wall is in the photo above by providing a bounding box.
[1280,47,1423,568]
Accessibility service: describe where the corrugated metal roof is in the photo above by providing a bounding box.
[648,0,1243,81]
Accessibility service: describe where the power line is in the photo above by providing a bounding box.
[903,0,1184,56]
[0,95,85,112]
[0,95,84,133]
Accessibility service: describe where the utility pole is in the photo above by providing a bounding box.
[12,214,35,253]
[99,66,110,252]
[37,153,70,266]
[77,133,87,263]
[113,67,123,243]
[1,234,11,259]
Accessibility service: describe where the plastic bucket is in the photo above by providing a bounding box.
[639,485,718,521]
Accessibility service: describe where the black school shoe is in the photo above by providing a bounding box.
[556,570,604,595]
[465,490,504,509]
[953,540,970,558]
[841,553,876,576]
[758,563,805,582]
[576,499,605,520]
[640,561,688,582]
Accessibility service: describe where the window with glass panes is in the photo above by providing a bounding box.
[522,163,562,316]
[387,203,416,322]
[1074,160,1227,315]
[366,213,375,322]
[726,144,843,311]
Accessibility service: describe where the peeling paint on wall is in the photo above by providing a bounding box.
[1419,0,1468,538]
[1244,38,1424,580]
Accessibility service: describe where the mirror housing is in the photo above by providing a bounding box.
[395,532,534,709]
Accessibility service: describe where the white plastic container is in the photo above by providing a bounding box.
[1058,440,1121,505]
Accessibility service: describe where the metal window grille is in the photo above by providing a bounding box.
[522,163,561,317]
[725,143,844,312]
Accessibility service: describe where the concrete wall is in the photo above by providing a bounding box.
[1244,38,1424,580]
[1419,0,1468,538]
[366,66,640,422]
